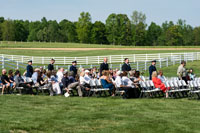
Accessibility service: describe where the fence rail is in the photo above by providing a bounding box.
[0,52,200,71]
[0,52,200,65]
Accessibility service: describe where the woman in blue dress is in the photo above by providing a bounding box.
[100,70,115,96]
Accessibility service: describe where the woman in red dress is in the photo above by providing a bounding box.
[152,71,169,98]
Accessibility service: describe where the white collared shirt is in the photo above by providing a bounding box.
[115,76,122,88]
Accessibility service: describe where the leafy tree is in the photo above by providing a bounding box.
[76,12,92,43]
[165,25,183,46]
[28,21,41,41]
[193,27,200,45]
[13,20,27,41]
[2,19,15,41]
[106,14,132,45]
[131,11,146,25]
[105,13,118,45]
[91,21,108,44]
[59,19,78,42]
[146,22,162,46]
[133,22,147,46]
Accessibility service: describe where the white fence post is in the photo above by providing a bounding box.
[17,61,19,69]
[145,61,147,71]
[2,55,4,69]
[21,56,24,63]
[98,56,100,64]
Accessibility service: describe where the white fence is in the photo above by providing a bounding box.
[0,52,200,65]
[0,52,200,71]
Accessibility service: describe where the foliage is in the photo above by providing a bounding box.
[0,11,199,46]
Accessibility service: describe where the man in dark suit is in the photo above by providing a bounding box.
[26,60,33,77]
[149,60,157,80]
[122,58,131,72]
[99,57,109,76]
[70,61,77,77]
[48,59,55,71]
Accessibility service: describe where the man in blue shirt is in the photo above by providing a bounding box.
[26,60,33,78]
[70,61,77,77]
[149,60,157,80]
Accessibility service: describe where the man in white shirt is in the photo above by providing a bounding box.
[84,70,91,84]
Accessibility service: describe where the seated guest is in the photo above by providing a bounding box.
[91,67,98,79]
[1,69,10,95]
[188,68,195,80]
[122,71,140,98]
[32,68,40,84]
[129,71,135,81]
[51,70,61,95]
[78,72,90,97]
[115,71,133,98]
[61,71,70,97]
[8,70,16,89]
[57,68,64,83]
[84,70,91,84]
[157,70,166,83]
[67,71,80,95]
[14,70,33,94]
[100,71,115,96]
[42,69,47,79]
[122,71,134,87]
[133,71,143,84]
[152,71,169,98]
[37,71,46,86]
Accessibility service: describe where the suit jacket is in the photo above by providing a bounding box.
[100,62,109,76]
[26,65,33,77]
[48,64,54,71]
[149,65,157,80]
[70,65,77,77]
[122,63,131,72]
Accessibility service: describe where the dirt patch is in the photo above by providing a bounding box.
[2,48,200,51]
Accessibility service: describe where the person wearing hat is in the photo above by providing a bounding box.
[70,61,77,77]
[149,60,157,80]
[122,58,131,72]
[99,57,109,76]
[48,59,55,71]
[26,60,33,78]
[84,70,91,84]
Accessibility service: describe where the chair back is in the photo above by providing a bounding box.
[89,79,96,87]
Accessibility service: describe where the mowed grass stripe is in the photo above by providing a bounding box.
[0,95,200,132]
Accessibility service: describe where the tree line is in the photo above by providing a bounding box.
[0,11,200,46]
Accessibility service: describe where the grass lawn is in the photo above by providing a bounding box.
[0,95,200,133]
[1,41,200,48]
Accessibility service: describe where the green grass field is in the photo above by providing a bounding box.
[1,95,200,133]
[1,42,200,133]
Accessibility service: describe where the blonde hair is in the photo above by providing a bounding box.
[152,71,157,78]
[80,72,85,77]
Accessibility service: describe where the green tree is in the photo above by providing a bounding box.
[105,13,118,45]
[106,14,132,45]
[91,21,108,44]
[131,11,146,25]
[193,27,200,45]
[13,20,27,41]
[59,19,78,42]
[0,17,4,40]
[76,12,92,43]
[28,21,41,41]
[146,22,162,46]
[2,19,15,41]
[165,25,183,46]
